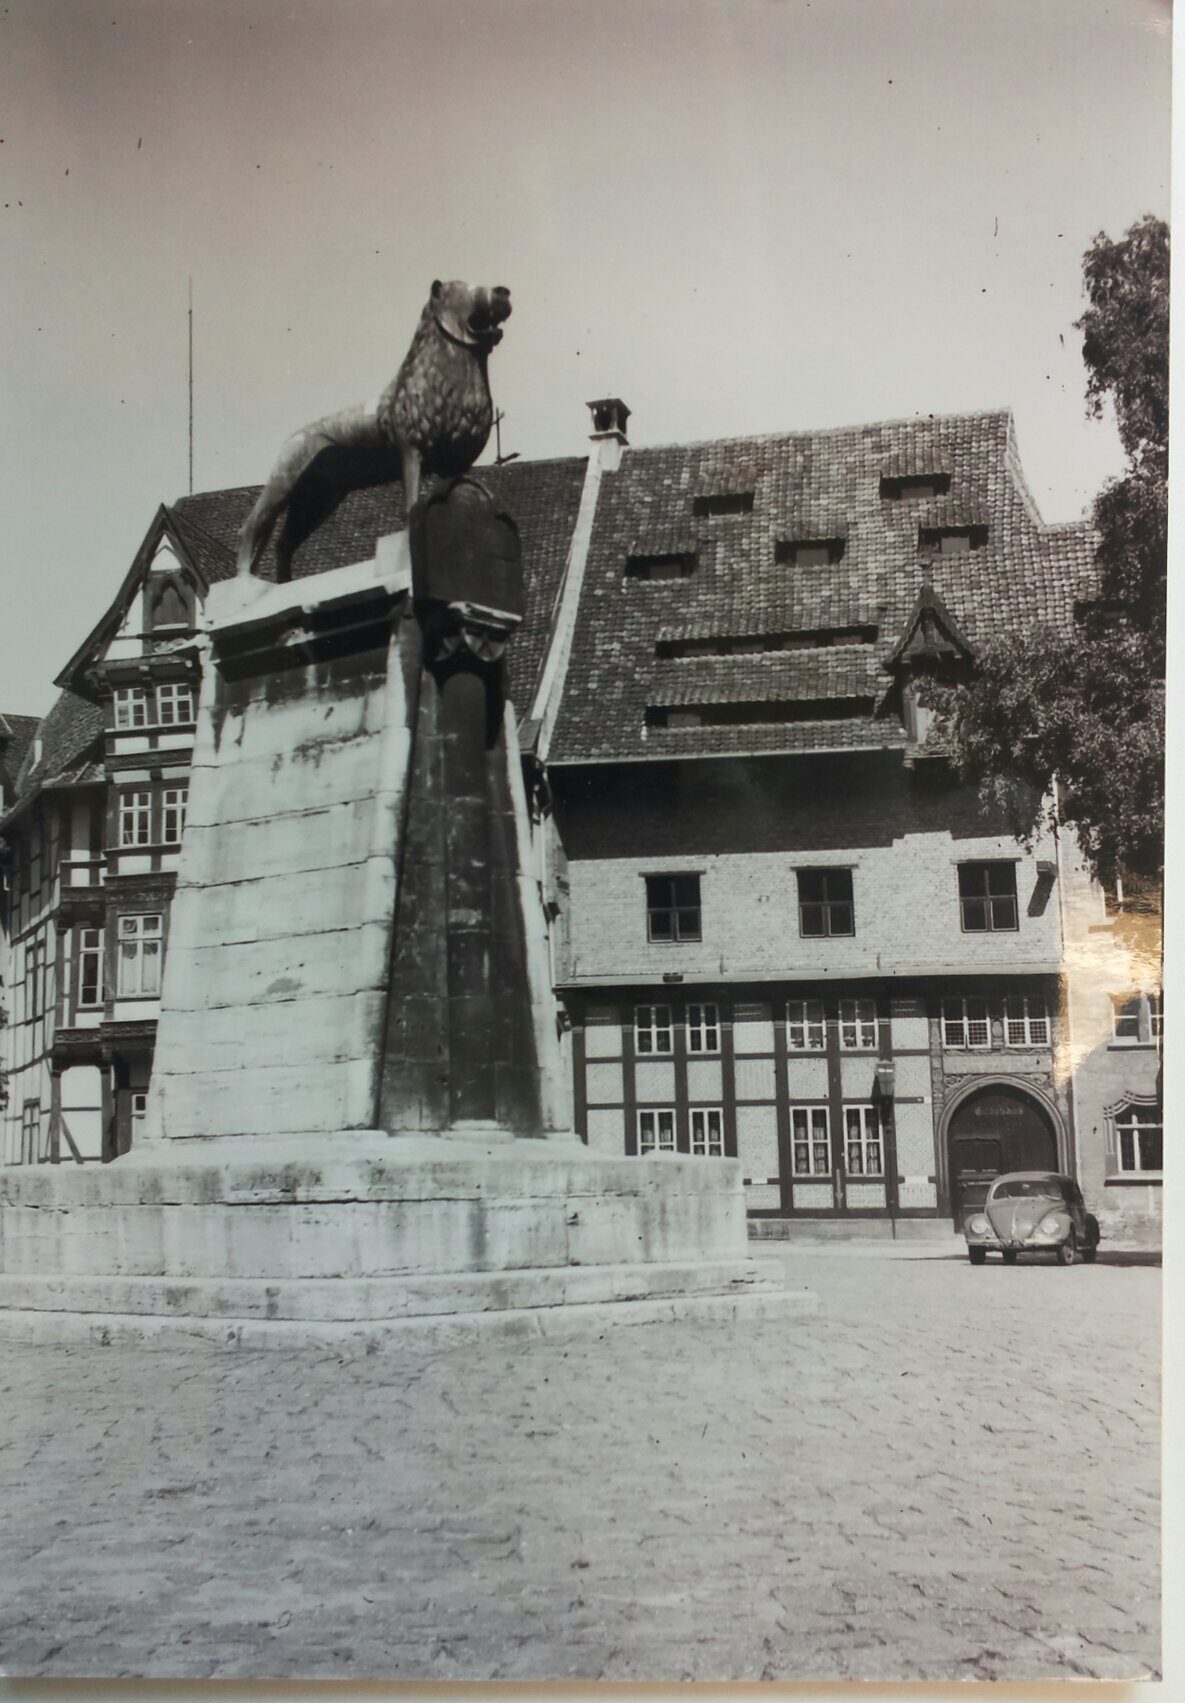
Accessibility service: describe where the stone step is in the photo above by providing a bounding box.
[0,1257,789,1322]
[0,1286,817,1352]
[750,1218,957,1242]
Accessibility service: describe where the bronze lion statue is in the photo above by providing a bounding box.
[236,279,512,578]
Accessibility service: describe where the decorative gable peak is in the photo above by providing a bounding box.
[885,584,975,676]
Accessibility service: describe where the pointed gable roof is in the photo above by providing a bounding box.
[54,502,234,692]
[884,584,976,673]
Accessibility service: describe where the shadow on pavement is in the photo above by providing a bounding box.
[898,1249,1162,1267]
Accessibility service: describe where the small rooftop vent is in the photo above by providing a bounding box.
[693,491,754,518]
[880,472,951,500]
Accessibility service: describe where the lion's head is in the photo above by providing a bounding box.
[429,279,512,349]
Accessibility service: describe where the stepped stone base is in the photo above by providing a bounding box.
[0,1135,813,1348]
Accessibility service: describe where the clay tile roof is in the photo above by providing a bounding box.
[163,458,589,711]
[0,713,40,798]
[4,690,105,810]
[547,408,1101,764]
[652,648,882,707]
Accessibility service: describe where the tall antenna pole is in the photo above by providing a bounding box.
[187,277,194,495]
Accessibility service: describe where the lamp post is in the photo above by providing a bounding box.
[874,1058,898,1240]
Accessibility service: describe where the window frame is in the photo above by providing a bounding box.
[839,997,878,1051]
[843,1104,885,1179]
[117,789,154,848]
[161,784,189,845]
[796,867,854,939]
[1112,1102,1163,1177]
[958,861,1019,933]
[155,682,195,726]
[942,995,991,1051]
[686,1002,720,1056]
[113,687,151,730]
[116,912,164,998]
[789,1105,832,1177]
[644,873,702,944]
[786,998,826,1052]
[688,1106,725,1157]
[1003,992,1050,1048]
[637,1107,677,1156]
[77,926,104,1011]
[634,1003,673,1057]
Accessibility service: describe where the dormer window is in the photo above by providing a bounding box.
[919,525,988,555]
[113,687,151,730]
[775,537,845,568]
[879,473,952,500]
[693,491,754,518]
[625,552,696,581]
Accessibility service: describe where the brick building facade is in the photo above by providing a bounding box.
[0,402,1162,1242]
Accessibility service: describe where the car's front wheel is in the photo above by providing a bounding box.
[968,1246,987,1265]
[1001,1249,1018,1265]
[1058,1234,1076,1267]
[1082,1245,1097,1264]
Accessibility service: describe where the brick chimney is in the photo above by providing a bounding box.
[586,397,630,471]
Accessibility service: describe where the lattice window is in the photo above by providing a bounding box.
[113,687,150,730]
[942,996,991,1050]
[1004,993,1049,1047]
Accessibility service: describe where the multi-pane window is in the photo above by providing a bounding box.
[156,683,195,725]
[77,928,104,1009]
[839,998,878,1050]
[21,1101,41,1165]
[637,1108,676,1156]
[686,1003,720,1055]
[1113,1103,1162,1175]
[113,687,150,729]
[958,862,1018,932]
[797,869,853,937]
[635,1004,673,1056]
[116,913,163,997]
[1003,993,1050,1047]
[787,999,826,1051]
[118,790,153,847]
[645,874,701,942]
[790,1106,831,1176]
[162,785,189,844]
[844,1106,884,1177]
[689,1107,725,1156]
[1110,990,1161,1046]
[942,996,991,1049]
[1111,994,1143,1042]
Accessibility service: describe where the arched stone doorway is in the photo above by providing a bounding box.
[946,1084,1060,1223]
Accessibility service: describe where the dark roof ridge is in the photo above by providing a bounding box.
[622,405,1016,460]
[172,449,592,509]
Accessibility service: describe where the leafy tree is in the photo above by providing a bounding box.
[930,215,1168,888]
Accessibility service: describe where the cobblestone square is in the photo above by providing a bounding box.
[0,1243,1160,1682]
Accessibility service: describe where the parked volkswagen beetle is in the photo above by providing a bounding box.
[963,1171,1100,1266]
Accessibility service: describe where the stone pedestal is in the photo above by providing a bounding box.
[0,497,808,1343]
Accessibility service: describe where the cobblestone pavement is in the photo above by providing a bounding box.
[0,1244,1160,1682]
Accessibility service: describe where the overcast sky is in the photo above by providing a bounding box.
[0,0,1170,714]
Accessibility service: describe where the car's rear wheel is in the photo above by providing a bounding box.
[1058,1233,1076,1266]
[1001,1249,1018,1264]
[968,1247,987,1265]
